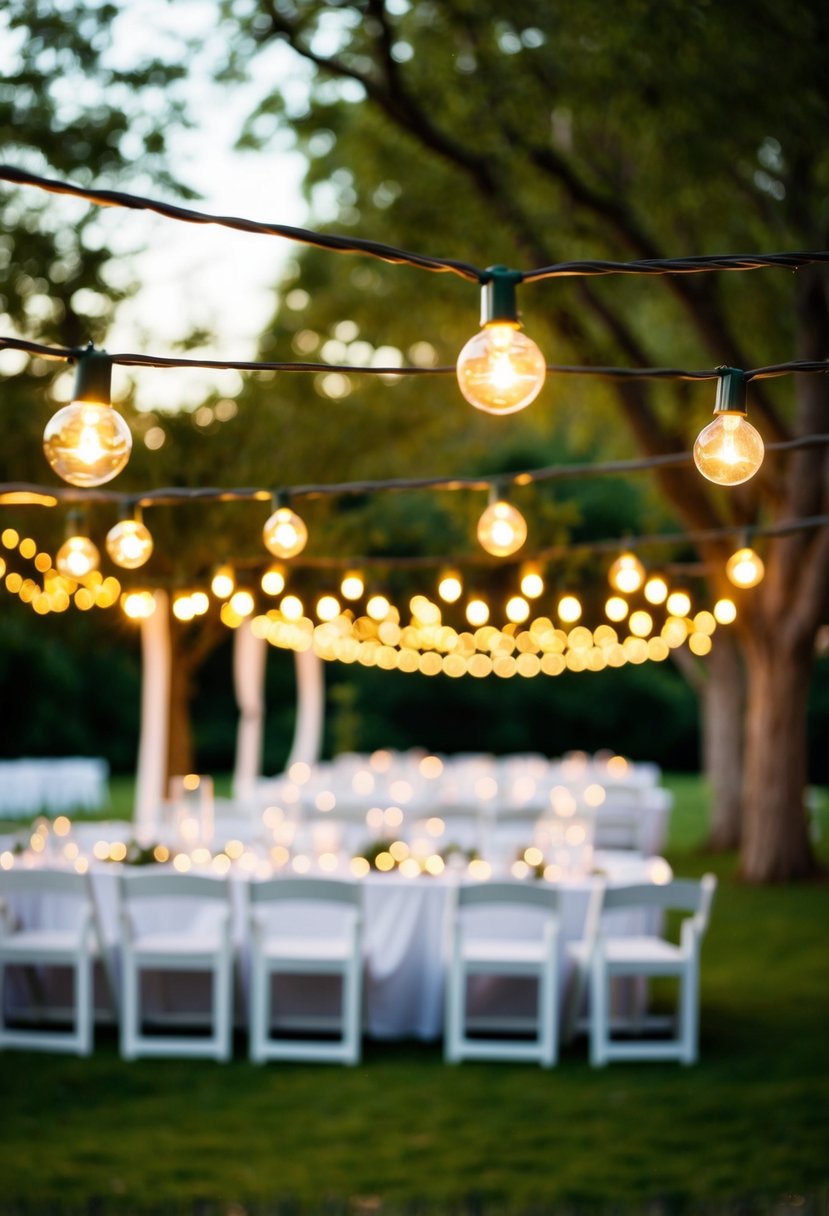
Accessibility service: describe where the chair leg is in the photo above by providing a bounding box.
[590,959,608,1067]
[213,957,232,1063]
[120,953,137,1060]
[76,953,93,1057]
[540,961,558,1067]
[343,963,361,1065]
[444,964,462,1063]
[679,962,699,1065]
[249,954,267,1063]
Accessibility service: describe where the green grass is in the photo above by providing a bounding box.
[1,776,828,1212]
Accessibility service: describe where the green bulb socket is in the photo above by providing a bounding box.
[713,367,747,415]
[480,266,523,327]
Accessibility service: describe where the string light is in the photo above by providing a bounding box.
[55,513,100,579]
[605,595,629,622]
[261,563,286,595]
[608,551,645,593]
[466,597,490,626]
[477,492,528,557]
[341,570,365,601]
[263,500,308,559]
[643,575,669,605]
[105,512,153,569]
[694,368,765,486]
[519,563,544,598]
[42,347,132,487]
[437,569,463,603]
[456,268,546,414]
[316,594,341,622]
[713,598,737,624]
[726,546,765,588]
[211,565,235,599]
[557,594,582,624]
[666,589,692,617]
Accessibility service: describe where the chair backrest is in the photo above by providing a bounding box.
[457,880,559,913]
[248,876,360,907]
[601,875,715,917]
[118,871,230,903]
[0,868,92,898]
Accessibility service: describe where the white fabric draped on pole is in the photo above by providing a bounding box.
[133,590,170,843]
[232,621,268,800]
[287,647,324,769]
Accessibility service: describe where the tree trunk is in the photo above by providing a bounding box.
[702,633,745,852]
[740,632,820,882]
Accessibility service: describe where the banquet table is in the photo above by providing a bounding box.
[2,852,661,1041]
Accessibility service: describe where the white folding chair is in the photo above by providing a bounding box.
[247,876,362,1065]
[588,874,717,1065]
[444,881,560,1067]
[0,868,102,1055]
[118,871,233,1061]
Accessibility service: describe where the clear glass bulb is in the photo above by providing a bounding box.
[437,571,463,603]
[43,401,132,487]
[726,546,765,588]
[477,500,527,557]
[608,551,645,594]
[456,322,546,414]
[105,519,153,569]
[693,412,765,485]
[263,506,308,559]
[56,535,100,579]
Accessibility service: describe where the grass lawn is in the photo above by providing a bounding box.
[0,775,827,1213]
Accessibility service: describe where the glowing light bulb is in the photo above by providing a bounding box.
[505,595,530,624]
[605,595,629,622]
[557,595,582,624]
[173,594,195,622]
[316,594,341,621]
[105,519,153,569]
[629,610,653,637]
[438,570,463,603]
[230,589,255,617]
[519,564,544,599]
[261,563,286,596]
[56,534,100,579]
[477,499,527,557]
[644,575,669,605]
[457,323,546,415]
[280,594,304,621]
[466,598,490,626]
[713,597,737,624]
[341,571,365,601]
[121,590,156,620]
[366,594,391,621]
[693,370,764,486]
[608,551,645,594]
[211,565,235,599]
[263,505,307,559]
[726,546,765,589]
[666,590,692,617]
[456,267,546,415]
[43,349,132,487]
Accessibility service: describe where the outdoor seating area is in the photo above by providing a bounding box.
[0,751,714,1070]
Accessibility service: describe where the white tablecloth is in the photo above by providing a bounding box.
[2,853,656,1041]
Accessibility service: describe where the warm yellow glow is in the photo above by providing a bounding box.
[43,401,132,487]
[230,589,255,617]
[121,590,156,620]
[105,519,153,570]
[366,594,391,620]
[608,551,645,594]
[341,570,364,600]
[262,506,307,559]
[689,632,713,656]
[505,594,530,624]
[261,563,286,596]
[280,593,304,621]
[726,546,765,589]
[316,594,341,621]
[694,412,765,485]
[437,570,463,603]
[2,529,19,549]
[520,564,544,598]
[211,565,235,599]
[644,575,669,605]
[477,500,527,557]
[173,594,196,622]
[666,590,692,617]
[56,535,100,579]
[557,594,582,624]
[191,591,209,615]
[693,610,717,635]
[713,597,737,624]
[466,597,490,627]
[629,609,653,638]
[456,321,546,414]
[350,856,370,877]
[605,595,629,622]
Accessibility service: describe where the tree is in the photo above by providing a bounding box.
[219,0,829,880]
